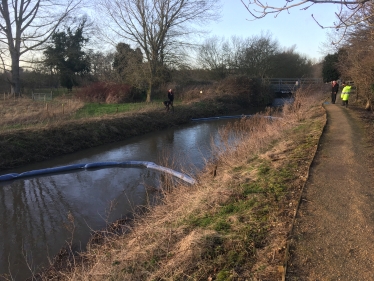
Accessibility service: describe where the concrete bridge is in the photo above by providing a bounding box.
[264,78,323,94]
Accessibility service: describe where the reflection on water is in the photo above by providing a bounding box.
[0,118,244,279]
[0,168,157,280]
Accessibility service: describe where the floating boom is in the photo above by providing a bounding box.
[0,161,196,185]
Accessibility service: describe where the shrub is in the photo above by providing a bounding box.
[217,76,272,106]
[75,82,139,104]
[177,76,272,107]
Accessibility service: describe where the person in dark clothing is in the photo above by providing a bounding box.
[167,89,174,105]
[331,81,339,104]
[163,89,174,112]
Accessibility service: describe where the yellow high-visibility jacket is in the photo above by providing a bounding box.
[341,85,352,101]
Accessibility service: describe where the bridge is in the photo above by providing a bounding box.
[264,78,323,94]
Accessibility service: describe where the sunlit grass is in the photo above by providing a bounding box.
[73,102,148,118]
[0,97,172,132]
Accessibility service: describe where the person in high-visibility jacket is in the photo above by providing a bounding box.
[341,82,352,107]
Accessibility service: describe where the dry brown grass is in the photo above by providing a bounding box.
[32,87,327,281]
[0,96,85,129]
[0,76,263,135]
[0,89,256,171]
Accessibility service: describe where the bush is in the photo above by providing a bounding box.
[179,76,272,107]
[217,76,272,106]
[75,82,141,104]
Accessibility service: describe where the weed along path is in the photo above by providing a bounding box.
[286,101,374,280]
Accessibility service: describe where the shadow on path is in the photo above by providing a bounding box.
[286,100,374,280]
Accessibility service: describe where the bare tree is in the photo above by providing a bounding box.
[268,46,313,78]
[198,33,280,78]
[241,0,374,29]
[237,33,279,78]
[336,5,374,110]
[90,51,116,82]
[0,0,84,95]
[98,0,221,102]
[197,36,230,79]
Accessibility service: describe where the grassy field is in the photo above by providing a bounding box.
[0,96,168,131]
[73,102,151,118]
[21,88,327,281]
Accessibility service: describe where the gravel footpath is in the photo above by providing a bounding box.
[286,100,374,280]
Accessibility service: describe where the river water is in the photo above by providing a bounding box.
[0,117,249,280]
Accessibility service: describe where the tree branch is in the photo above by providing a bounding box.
[241,0,373,28]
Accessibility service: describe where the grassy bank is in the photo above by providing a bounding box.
[0,93,254,171]
[26,88,326,280]
[0,77,271,171]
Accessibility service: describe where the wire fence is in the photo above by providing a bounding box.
[31,91,53,101]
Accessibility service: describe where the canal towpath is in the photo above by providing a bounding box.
[286,100,374,280]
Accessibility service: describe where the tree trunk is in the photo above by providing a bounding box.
[9,31,21,97]
[10,55,21,96]
[146,81,153,102]
[146,65,157,102]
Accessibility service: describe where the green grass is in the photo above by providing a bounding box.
[179,154,300,276]
[73,102,149,118]
[72,99,177,118]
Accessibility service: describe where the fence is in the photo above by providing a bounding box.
[2,92,16,100]
[32,91,53,101]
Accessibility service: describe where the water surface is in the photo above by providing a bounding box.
[0,118,242,280]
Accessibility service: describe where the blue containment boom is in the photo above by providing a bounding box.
[191,115,281,122]
[0,161,196,185]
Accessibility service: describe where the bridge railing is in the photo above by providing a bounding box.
[264,78,323,93]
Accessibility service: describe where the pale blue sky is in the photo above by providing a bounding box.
[204,0,339,62]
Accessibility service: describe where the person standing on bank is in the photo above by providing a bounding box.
[341,82,352,107]
[167,88,174,112]
[331,80,339,104]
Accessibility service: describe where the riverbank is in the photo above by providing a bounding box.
[0,94,255,172]
[22,88,329,280]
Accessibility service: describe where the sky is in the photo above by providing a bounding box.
[204,0,340,62]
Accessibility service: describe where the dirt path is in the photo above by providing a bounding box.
[286,100,374,280]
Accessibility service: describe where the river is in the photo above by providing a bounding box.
[0,117,249,280]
